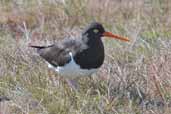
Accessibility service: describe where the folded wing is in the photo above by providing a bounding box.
[30,39,87,67]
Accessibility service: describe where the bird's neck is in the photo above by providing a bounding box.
[82,35,104,51]
[88,38,103,48]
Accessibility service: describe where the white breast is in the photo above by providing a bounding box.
[47,52,98,78]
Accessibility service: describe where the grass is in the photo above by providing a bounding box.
[0,0,171,114]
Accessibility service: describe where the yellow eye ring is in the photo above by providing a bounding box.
[93,29,99,33]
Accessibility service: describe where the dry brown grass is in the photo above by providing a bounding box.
[0,0,171,114]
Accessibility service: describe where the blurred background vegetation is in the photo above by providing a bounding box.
[0,0,171,114]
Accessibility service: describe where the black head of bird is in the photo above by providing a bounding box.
[82,22,129,45]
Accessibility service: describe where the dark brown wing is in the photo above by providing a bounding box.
[38,45,71,67]
[30,39,87,67]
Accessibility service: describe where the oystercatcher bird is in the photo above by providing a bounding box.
[30,22,129,79]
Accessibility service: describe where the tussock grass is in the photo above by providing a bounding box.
[0,0,171,114]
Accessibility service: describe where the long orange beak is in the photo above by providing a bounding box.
[103,32,129,42]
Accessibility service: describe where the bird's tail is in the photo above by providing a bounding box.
[29,45,47,49]
[29,44,53,53]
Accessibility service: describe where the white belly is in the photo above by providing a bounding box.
[47,52,98,78]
